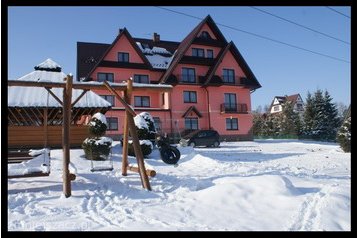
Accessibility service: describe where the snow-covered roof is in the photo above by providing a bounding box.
[35,58,61,71]
[8,87,111,108]
[8,59,111,108]
[136,42,173,69]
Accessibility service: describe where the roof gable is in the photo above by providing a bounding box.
[182,106,203,118]
[203,42,261,90]
[160,15,228,83]
[85,28,152,79]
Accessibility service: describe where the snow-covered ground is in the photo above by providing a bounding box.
[8,139,351,231]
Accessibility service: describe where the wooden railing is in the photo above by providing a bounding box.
[220,103,248,113]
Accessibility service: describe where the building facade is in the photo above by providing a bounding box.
[269,94,304,114]
[77,15,261,141]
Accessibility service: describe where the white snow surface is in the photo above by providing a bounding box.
[8,140,351,231]
[136,41,173,69]
[8,151,50,176]
[134,113,149,130]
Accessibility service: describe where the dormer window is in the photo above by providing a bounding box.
[200,31,211,39]
[118,52,129,62]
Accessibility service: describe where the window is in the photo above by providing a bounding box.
[200,31,211,39]
[134,96,150,107]
[223,69,235,83]
[207,49,214,58]
[183,91,197,103]
[296,104,303,110]
[181,68,196,83]
[118,52,129,62]
[100,95,115,106]
[153,117,161,132]
[226,118,238,130]
[106,117,118,131]
[97,73,114,82]
[274,105,280,111]
[192,48,205,57]
[185,118,198,130]
[161,93,165,106]
[224,93,237,111]
[134,74,149,84]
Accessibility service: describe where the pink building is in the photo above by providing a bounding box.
[77,15,261,141]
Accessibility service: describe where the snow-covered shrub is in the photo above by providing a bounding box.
[82,137,113,160]
[127,139,153,157]
[134,112,157,142]
[126,112,156,157]
[88,112,108,137]
[337,116,351,153]
[82,112,112,160]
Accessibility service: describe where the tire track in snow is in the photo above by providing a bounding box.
[288,184,336,231]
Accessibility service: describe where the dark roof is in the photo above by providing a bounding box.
[160,15,228,83]
[286,94,300,103]
[182,106,203,118]
[77,42,110,80]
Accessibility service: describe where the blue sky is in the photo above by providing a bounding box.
[8,6,351,109]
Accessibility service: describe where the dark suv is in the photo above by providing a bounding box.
[179,130,220,147]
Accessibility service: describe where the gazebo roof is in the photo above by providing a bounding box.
[8,59,111,108]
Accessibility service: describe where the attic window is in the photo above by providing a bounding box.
[200,31,211,39]
[142,43,149,49]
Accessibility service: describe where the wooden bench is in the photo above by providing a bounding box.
[8,149,51,179]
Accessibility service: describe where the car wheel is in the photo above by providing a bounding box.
[189,142,196,147]
[214,141,220,147]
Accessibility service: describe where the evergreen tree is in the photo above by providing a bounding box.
[252,112,264,136]
[303,91,315,137]
[337,106,351,152]
[278,101,301,136]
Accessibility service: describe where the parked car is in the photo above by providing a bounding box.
[179,129,220,147]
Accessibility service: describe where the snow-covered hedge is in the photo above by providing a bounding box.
[82,112,112,160]
[337,116,351,153]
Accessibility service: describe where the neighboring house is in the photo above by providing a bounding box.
[269,94,304,114]
[77,15,261,141]
[8,59,112,148]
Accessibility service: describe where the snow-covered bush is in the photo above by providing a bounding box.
[82,112,112,160]
[88,113,108,137]
[337,116,351,153]
[82,137,113,160]
[127,112,156,157]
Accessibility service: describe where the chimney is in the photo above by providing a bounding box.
[153,32,160,42]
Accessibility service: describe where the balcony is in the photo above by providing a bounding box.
[176,74,204,84]
[220,103,248,114]
[220,76,248,86]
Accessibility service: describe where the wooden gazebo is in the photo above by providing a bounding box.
[8,59,111,149]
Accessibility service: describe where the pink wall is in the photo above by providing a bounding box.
[172,64,209,81]
[90,67,163,83]
[215,50,246,78]
[196,23,218,40]
[103,35,144,63]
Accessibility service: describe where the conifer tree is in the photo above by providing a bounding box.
[337,106,351,152]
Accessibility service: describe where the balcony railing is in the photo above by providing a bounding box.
[221,76,246,85]
[176,74,204,84]
[220,103,248,114]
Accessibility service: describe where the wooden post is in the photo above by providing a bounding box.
[122,78,133,176]
[103,80,151,190]
[127,113,152,190]
[44,108,48,147]
[62,75,73,197]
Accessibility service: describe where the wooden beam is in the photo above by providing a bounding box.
[127,165,156,177]
[71,89,88,107]
[103,80,136,117]
[121,78,133,176]
[45,87,63,106]
[44,108,48,147]
[62,75,72,197]
[8,80,173,92]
